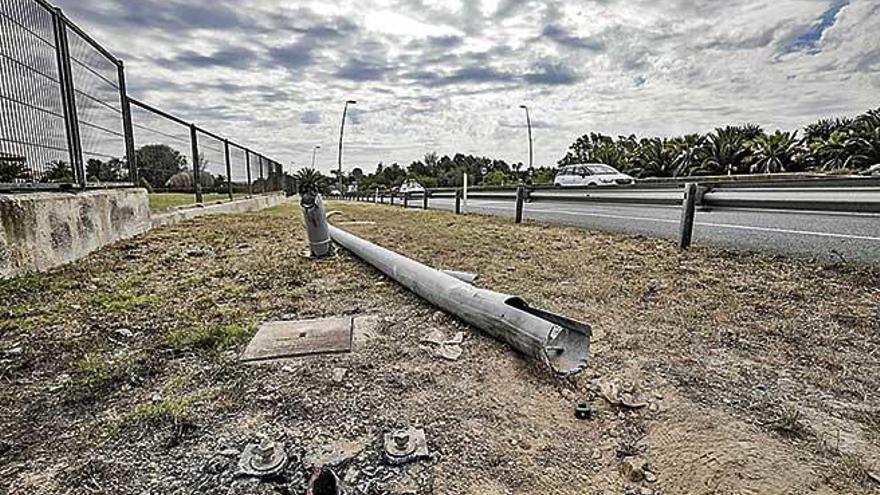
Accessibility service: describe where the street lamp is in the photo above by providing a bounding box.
[311,145,320,168]
[338,100,357,193]
[519,105,533,170]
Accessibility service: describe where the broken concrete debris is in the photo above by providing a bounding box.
[304,439,366,469]
[619,456,658,485]
[238,440,288,478]
[420,330,465,361]
[331,367,348,383]
[383,428,430,466]
[597,380,653,410]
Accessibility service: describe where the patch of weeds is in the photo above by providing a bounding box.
[71,351,154,400]
[87,290,160,314]
[164,323,252,354]
[772,403,809,437]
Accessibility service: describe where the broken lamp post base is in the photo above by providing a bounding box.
[301,192,335,258]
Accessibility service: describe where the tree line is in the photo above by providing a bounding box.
[559,107,880,178]
[296,107,879,194]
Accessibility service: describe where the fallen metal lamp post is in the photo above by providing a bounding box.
[328,224,591,375]
[301,192,334,257]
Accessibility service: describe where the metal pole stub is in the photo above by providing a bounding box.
[454,189,461,215]
[301,192,334,258]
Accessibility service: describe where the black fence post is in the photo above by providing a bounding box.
[404,192,410,208]
[245,150,252,197]
[224,139,233,200]
[679,183,697,249]
[52,8,84,188]
[515,186,525,223]
[190,124,202,203]
[422,191,429,209]
[117,60,137,184]
[454,189,461,214]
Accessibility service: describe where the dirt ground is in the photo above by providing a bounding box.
[1,200,878,495]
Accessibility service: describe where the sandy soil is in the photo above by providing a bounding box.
[0,201,878,494]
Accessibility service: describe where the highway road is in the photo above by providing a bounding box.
[377,196,880,264]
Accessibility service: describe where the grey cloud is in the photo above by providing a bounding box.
[428,35,464,48]
[170,46,258,69]
[268,42,315,69]
[541,24,605,51]
[300,111,322,125]
[336,58,389,81]
[523,62,580,85]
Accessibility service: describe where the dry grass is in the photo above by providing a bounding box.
[0,200,878,494]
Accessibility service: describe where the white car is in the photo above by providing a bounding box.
[398,179,426,195]
[554,164,635,187]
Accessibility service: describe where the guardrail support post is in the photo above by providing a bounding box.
[422,192,429,209]
[515,186,525,224]
[679,183,697,249]
[454,189,462,214]
[390,193,395,206]
[190,124,203,203]
[404,192,410,208]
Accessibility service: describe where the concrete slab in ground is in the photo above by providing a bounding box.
[240,316,353,362]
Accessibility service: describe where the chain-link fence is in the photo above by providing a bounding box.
[0,0,284,200]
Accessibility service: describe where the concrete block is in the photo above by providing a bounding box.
[0,188,150,278]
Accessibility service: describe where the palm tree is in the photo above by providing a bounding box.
[670,133,706,177]
[845,126,880,169]
[811,131,850,171]
[294,167,330,195]
[701,127,750,175]
[630,138,675,178]
[750,131,800,173]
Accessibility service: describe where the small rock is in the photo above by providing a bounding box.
[4,346,23,355]
[436,344,462,361]
[331,367,348,383]
[644,471,657,483]
[620,458,646,482]
[640,488,654,495]
[150,392,162,403]
[868,471,880,484]
[114,328,134,338]
[219,448,240,457]
[430,311,445,322]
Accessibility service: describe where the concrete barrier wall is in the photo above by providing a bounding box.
[0,188,150,278]
[151,191,289,228]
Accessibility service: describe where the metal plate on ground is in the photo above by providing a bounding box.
[240,317,353,362]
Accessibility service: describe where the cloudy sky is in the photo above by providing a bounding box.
[56,0,879,174]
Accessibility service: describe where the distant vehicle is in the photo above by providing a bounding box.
[862,164,880,176]
[397,179,426,195]
[554,164,635,187]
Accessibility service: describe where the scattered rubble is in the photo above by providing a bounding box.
[420,330,465,361]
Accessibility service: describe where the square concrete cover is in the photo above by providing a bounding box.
[240,316,353,362]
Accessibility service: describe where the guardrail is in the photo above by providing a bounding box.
[340,176,880,249]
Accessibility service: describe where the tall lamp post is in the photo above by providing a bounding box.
[311,145,320,168]
[519,105,533,170]
[338,100,357,194]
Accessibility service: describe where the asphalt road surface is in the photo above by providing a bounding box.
[382,197,880,264]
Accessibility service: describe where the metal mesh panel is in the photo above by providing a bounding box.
[229,144,248,190]
[196,130,226,194]
[1,0,283,194]
[0,0,68,185]
[130,102,191,192]
[65,24,126,183]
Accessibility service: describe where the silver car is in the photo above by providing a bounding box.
[554,164,635,187]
